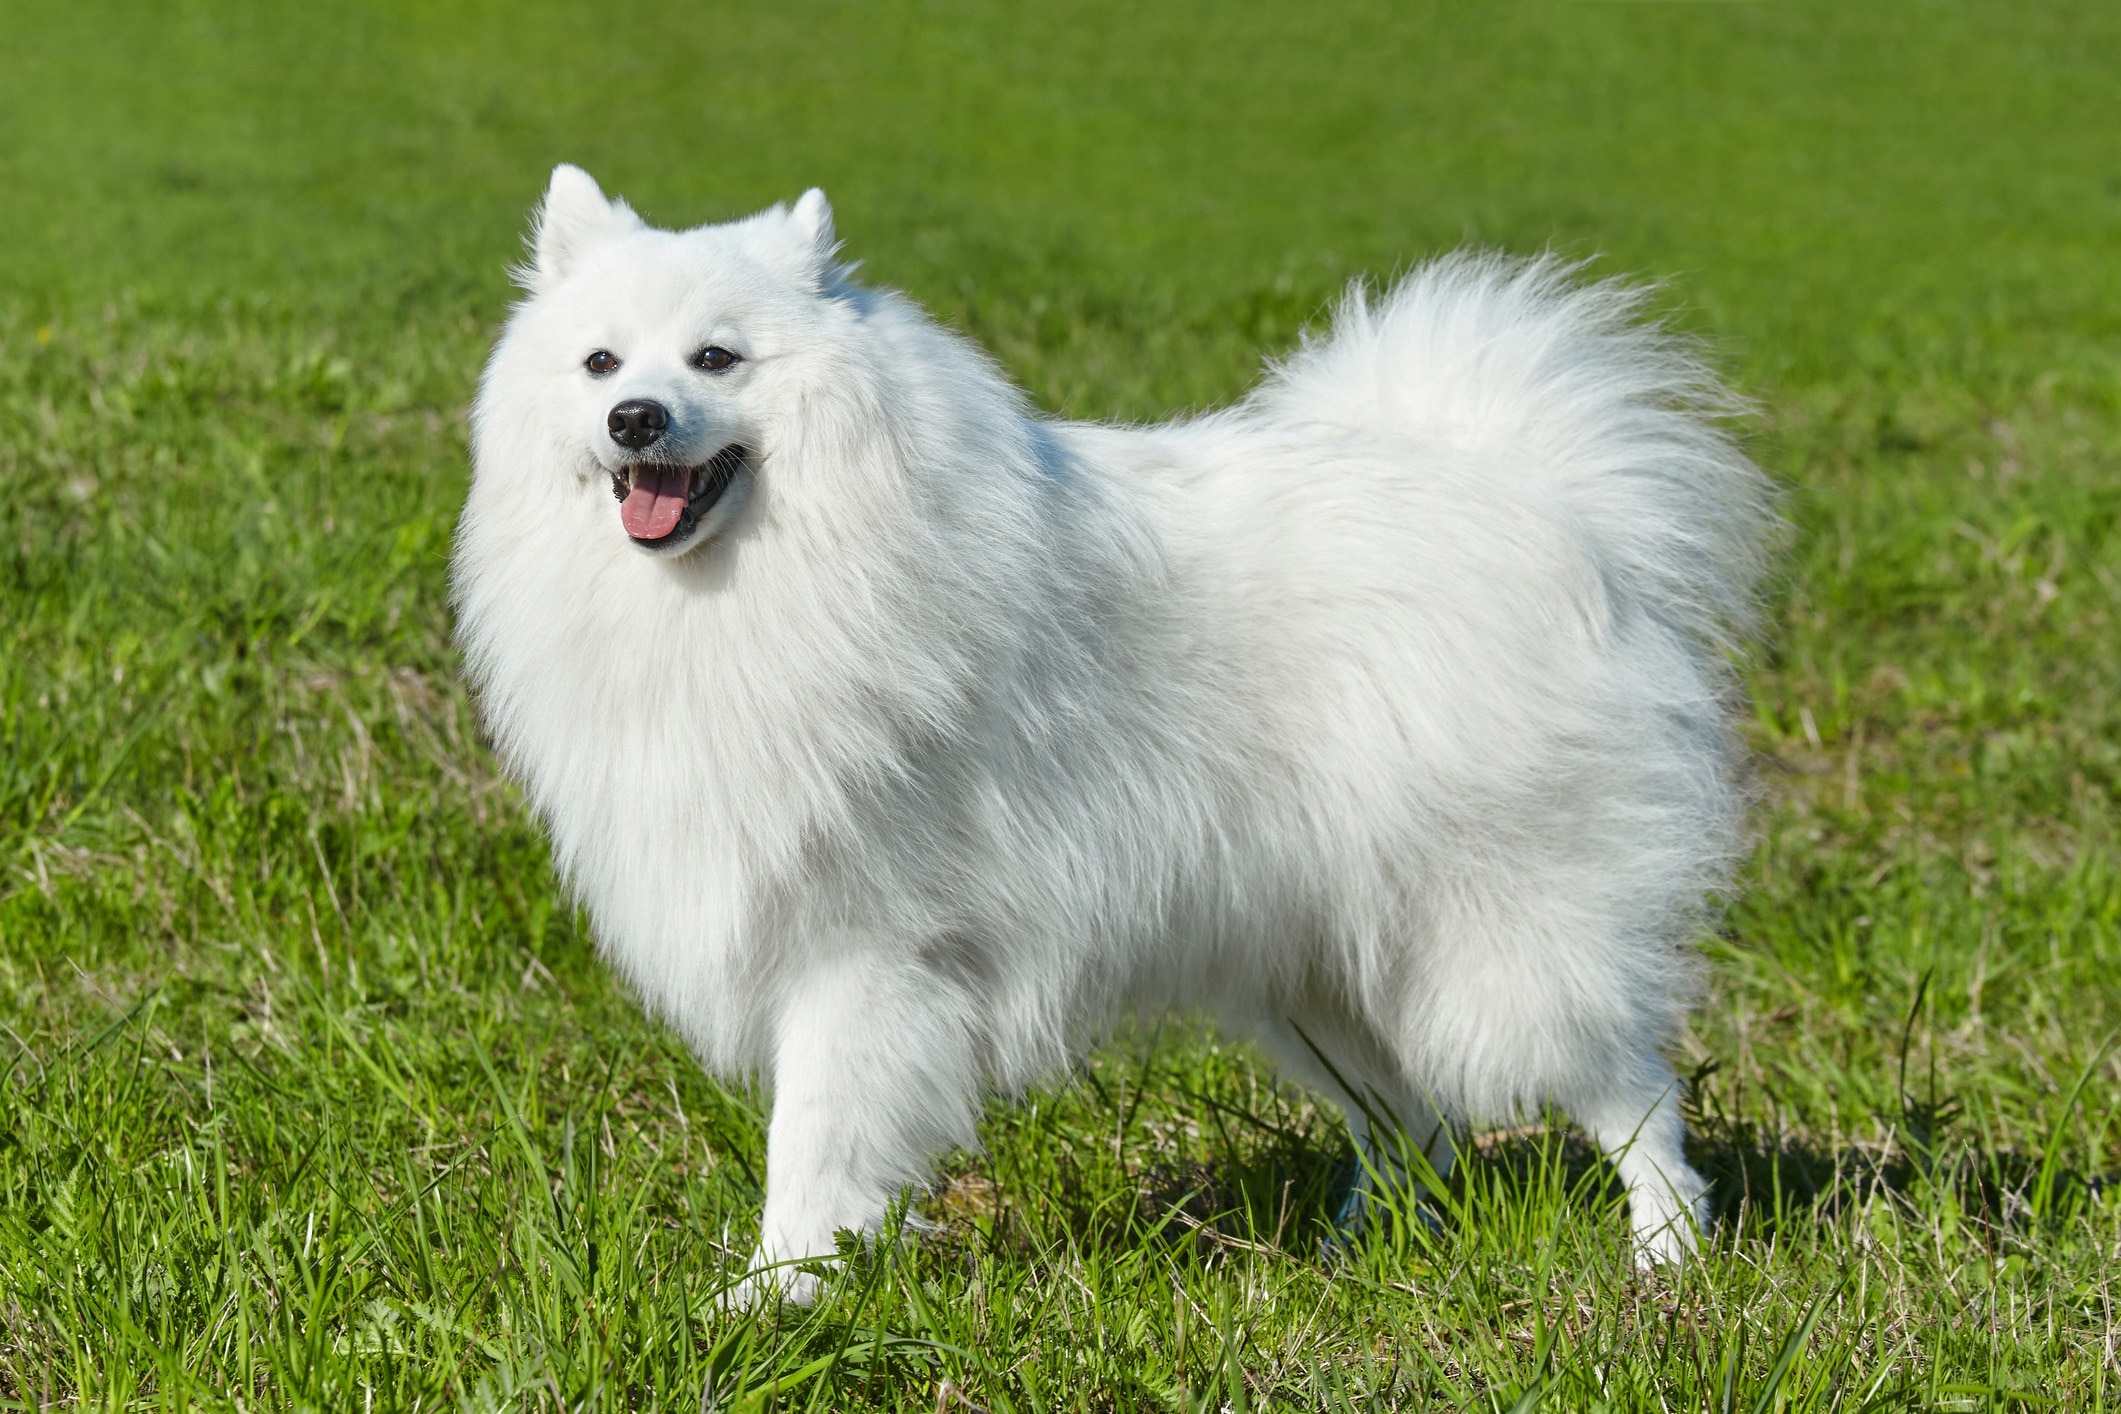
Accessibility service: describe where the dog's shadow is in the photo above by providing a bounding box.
[933,1078,2115,1265]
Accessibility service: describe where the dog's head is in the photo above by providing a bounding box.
[482,165,848,558]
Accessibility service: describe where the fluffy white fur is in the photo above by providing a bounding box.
[454,165,1775,1302]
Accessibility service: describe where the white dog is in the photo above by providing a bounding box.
[453,166,1773,1301]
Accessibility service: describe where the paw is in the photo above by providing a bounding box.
[1631,1221,1694,1270]
[1321,1157,1444,1257]
[1629,1187,1709,1270]
[721,1256,825,1310]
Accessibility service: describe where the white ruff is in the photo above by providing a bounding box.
[453,166,1776,1297]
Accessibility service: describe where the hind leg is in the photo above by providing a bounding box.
[1336,1096,1454,1242]
[1563,1056,1709,1267]
[1251,1009,1453,1241]
[1396,870,1714,1267]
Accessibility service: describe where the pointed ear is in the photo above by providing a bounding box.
[780,188,841,287]
[789,188,835,253]
[522,164,642,292]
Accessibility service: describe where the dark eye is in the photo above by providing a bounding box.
[693,345,741,373]
[585,349,620,376]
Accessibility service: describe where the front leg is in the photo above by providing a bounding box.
[736,950,982,1305]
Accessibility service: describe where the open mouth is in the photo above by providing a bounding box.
[610,445,748,545]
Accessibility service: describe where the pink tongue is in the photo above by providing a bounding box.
[620,466,692,540]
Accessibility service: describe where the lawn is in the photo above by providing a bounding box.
[3,1,2120,1409]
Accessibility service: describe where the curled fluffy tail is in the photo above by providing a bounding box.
[1255,253,1777,653]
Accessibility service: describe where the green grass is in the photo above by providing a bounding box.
[4,1,2120,1408]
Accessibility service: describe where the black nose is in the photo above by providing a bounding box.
[607,399,669,450]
